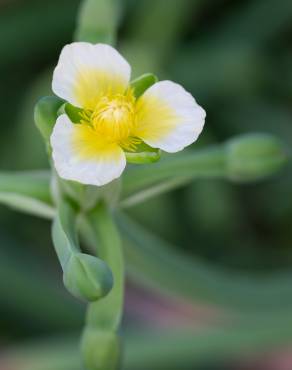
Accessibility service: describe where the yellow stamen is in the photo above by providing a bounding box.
[75,88,141,156]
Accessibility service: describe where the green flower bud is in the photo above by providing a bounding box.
[81,328,121,370]
[63,253,113,302]
[226,133,287,182]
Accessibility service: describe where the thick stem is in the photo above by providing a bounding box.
[81,203,124,370]
[85,203,124,330]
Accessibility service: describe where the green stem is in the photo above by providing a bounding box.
[52,197,80,269]
[85,203,124,330]
[81,203,124,370]
[122,146,226,198]
[52,196,112,302]
[121,133,287,205]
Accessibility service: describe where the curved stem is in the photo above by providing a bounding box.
[84,203,124,331]
[81,203,124,370]
[122,146,226,198]
[52,196,113,303]
[52,197,80,270]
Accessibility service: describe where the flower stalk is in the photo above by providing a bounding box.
[81,203,124,370]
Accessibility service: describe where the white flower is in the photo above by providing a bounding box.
[51,42,206,186]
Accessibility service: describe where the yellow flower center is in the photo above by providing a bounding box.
[91,93,135,141]
[79,89,141,151]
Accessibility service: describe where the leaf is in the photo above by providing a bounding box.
[0,241,83,329]
[130,73,158,98]
[0,171,54,219]
[74,0,121,45]
[6,314,292,370]
[117,212,292,312]
[34,96,64,145]
[120,177,189,208]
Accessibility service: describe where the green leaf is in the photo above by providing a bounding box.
[0,171,54,219]
[130,73,158,98]
[125,142,161,164]
[120,177,189,208]
[74,0,121,44]
[6,314,292,370]
[34,96,64,145]
[118,212,292,312]
[52,198,113,302]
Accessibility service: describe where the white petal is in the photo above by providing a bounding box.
[51,115,126,186]
[52,42,131,109]
[135,81,206,153]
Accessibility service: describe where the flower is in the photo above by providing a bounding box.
[51,42,206,186]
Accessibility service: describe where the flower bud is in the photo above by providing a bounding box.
[226,133,287,182]
[63,253,113,302]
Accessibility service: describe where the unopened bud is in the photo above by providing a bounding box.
[226,133,287,182]
[63,253,113,302]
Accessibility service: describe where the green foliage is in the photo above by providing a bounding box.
[0,171,53,218]
[34,96,64,148]
[75,0,121,44]
[52,197,113,302]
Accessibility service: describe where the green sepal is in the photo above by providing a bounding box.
[57,102,83,124]
[64,103,84,123]
[34,96,64,145]
[130,73,158,98]
[125,142,161,164]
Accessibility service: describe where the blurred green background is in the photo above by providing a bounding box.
[1,0,292,369]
